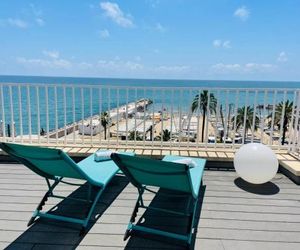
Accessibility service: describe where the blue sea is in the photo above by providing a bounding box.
[1,75,300,88]
[0,75,300,136]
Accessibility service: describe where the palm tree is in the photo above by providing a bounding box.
[191,90,217,142]
[219,104,225,142]
[100,112,110,140]
[269,100,293,145]
[128,131,143,141]
[155,129,171,141]
[232,106,259,139]
[148,125,154,141]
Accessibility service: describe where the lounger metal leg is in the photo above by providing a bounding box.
[28,178,61,227]
[27,215,36,227]
[129,188,144,223]
[80,186,105,235]
[123,188,145,241]
[28,178,105,235]
[124,228,132,241]
[130,200,140,223]
[138,188,145,207]
[124,185,202,247]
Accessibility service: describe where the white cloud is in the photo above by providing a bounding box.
[7,18,28,28]
[30,4,43,17]
[14,51,193,77]
[43,50,60,59]
[277,51,288,62]
[125,61,143,70]
[212,63,276,73]
[81,59,188,74]
[78,62,93,69]
[213,39,231,48]
[146,0,160,8]
[212,63,241,72]
[30,4,45,26]
[16,57,71,69]
[155,22,166,32]
[155,65,190,73]
[52,59,72,68]
[99,29,110,38]
[36,18,45,27]
[244,63,275,72]
[96,58,143,71]
[234,6,250,21]
[223,40,231,48]
[100,2,133,28]
[17,51,71,69]
[0,4,44,29]
[213,39,222,48]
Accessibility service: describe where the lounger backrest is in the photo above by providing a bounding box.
[111,153,192,193]
[0,143,83,180]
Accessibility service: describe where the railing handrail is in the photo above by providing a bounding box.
[0,82,299,91]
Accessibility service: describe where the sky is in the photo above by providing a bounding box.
[0,0,299,81]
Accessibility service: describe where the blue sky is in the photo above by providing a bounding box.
[0,0,299,81]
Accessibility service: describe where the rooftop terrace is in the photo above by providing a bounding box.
[0,84,300,249]
[0,162,299,250]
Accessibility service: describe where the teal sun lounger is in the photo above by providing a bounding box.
[0,142,132,234]
[111,153,206,249]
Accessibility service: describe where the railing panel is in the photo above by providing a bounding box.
[9,86,15,142]
[288,91,297,153]
[291,91,300,157]
[26,85,32,143]
[0,83,298,152]
[45,86,49,144]
[18,86,23,142]
[269,90,277,146]
[36,86,41,144]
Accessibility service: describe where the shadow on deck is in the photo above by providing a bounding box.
[125,186,206,250]
[5,176,128,250]
[5,176,206,250]
[234,178,280,195]
[1,164,300,250]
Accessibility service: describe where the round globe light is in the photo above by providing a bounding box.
[234,143,278,184]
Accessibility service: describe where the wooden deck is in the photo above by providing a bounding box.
[0,163,300,250]
[2,144,299,183]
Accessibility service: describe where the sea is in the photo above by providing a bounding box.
[1,75,300,88]
[0,75,300,135]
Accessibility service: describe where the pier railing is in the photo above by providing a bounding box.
[0,83,299,154]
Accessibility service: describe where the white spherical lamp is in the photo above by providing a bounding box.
[234,143,278,184]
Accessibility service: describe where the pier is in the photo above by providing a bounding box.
[45,98,153,141]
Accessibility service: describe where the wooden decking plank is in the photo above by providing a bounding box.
[199,228,300,243]
[68,147,81,153]
[87,148,98,154]
[281,160,300,175]
[0,162,299,250]
[221,240,300,250]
